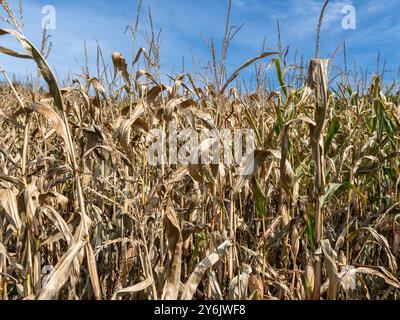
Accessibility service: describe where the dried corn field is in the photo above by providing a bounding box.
[0,1,399,301]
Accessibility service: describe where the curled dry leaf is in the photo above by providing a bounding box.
[234,149,294,194]
[0,28,64,112]
[162,200,183,300]
[0,45,31,59]
[320,240,339,300]
[181,240,231,300]
[112,52,131,86]
[38,191,68,206]
[348,227,397,274]
[164,98,196,121]
[208,271,223,300]
[89,77,106,96]
[0,188,21,233]
[38,205,73,245]
[85,243,102,300]
[220,52,278,94]
[116,102,146,145]
[29,102,71,156]
[0,174,24,189]
[111,277,154,300]
[0,241,25,273]
[351,267,400,289]
[228,264,252,300]
[38,240,87,300]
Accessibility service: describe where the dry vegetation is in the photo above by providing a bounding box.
[0,0,399,300]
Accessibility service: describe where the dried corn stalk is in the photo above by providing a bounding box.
[307,58,329,300]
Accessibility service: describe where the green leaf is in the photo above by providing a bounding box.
[324,117,340,155]
[320,182,353,208]
[274,58,287,98]
[253,178,266,218]
[305,207,316,251]
[386,80,397,97]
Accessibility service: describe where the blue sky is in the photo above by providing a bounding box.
[0,0,399,86]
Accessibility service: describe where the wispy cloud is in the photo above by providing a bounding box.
[0,0,398,81]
